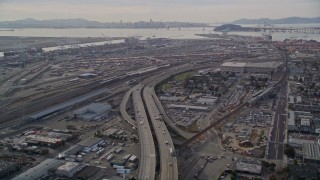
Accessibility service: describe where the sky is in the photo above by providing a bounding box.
[0,0,319,23]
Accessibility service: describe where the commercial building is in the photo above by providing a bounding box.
[73,103,111,121]
[12,159,64,180]
[55,162,85,177]
[220,61,283,74]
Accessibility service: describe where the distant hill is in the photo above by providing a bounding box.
[231,17,320,24]
[214,24,260,32]
[0,18,207,29]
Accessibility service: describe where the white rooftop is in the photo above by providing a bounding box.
[57,162,79,171]
[220,62,246,67]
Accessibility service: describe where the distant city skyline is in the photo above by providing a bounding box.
[0,0,319,23]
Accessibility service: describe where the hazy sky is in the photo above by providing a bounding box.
[0,0,319,22]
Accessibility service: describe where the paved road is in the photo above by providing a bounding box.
[143,86,179,180]
[119,88,137,128]
[132,85,156,180]
[268,74,288,160]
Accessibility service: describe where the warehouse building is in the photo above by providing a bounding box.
[27,88,109,122]
[25,135,62,147]
[245,62,282,74]
[73,103,111,121]
[303,143,320,164]
[78,137,104,152]
[168,104,211,112]
[220,62,246,73]
[12,159,64,180]
[314,118,320,134]
[55,162,85,177]
[196,96,218,105]
[220,61,283,74]
[288,111,295,131]
[236,159,262,175]
[288,137,316,148]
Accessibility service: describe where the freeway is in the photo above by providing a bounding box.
[143,86,179,180]
[119,88,137,128]
[268,74,288,160]
[132,85,156,180]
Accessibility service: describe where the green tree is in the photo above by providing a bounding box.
[284,144,295,158]
[269,174,277,180]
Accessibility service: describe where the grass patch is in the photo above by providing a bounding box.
[174,71,195,81]
[162,83,172,90]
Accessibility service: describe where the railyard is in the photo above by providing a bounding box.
[0,33,319,180]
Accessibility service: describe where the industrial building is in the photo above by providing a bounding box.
[220,61,283,74]
[168,104,211,112]
[288,111,295,131]
[78,137,104,152]
[73,103,111,121]
[196,96,218,105]
[12,159,64,180]
[236,159,262,175]
[55,162,85,177]
[25,135,62,147]
[59,145,84,158]
[27,88,109,122]
[78,73,98,78]
[220,62,246,73]
[303,143,320,164]
[288,137,316,148]
[314,118,320,134]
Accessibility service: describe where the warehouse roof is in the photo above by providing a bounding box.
[236,159,262,175]
[168,104,210,111]
[288,111,295,126]
[29,88,109,120]
[303,143,320,161]
[245,62,282,68]
[12,159,64,180]
[220,62,246,67]
[78,137,103,148]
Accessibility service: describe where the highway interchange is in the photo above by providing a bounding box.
[120,64,207,179]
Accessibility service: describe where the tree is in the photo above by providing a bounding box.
[94,130,103,138]
[231,171,237,180]
[250,75,255,81]
[284,144,295,158]
[269,174,277,180]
